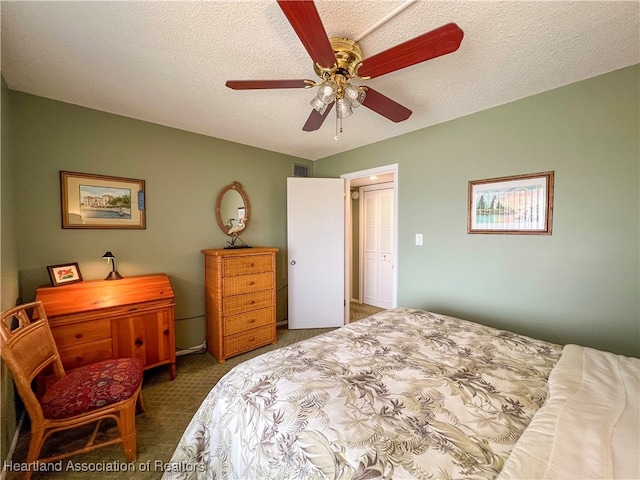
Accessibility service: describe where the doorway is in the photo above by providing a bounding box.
[341,164,398,321]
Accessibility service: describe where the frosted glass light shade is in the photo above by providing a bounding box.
[310,96,328,114]
[336,98,353,118]
[317,80,337,103]
[344,84,365,108]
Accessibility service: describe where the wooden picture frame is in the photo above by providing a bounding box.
[60,171,146,229]
[47,262,83,287]
[468,171,554,234]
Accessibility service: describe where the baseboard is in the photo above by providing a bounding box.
[1,411,25,480]
[175,340,206,357]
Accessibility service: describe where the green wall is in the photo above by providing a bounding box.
[8,91,312,350]
[316,65,640,358]
[1,76,20,467]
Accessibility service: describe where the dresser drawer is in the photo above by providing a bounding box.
[50,318,111,348]
[224,307,274,336]
[58,339,113,370]
[223,290,273,316]
[223,325,274,358]
[223,272,273,296]
[223,254,272,277]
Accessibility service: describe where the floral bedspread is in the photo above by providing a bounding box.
[163,308,561,480]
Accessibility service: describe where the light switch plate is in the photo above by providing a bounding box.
[415,234,423,246]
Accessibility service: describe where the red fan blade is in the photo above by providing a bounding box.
[303,102,334,131]
[362,88,412,123]
[358,23,463,79]
[277,1,336,69]
[226,80,310,90]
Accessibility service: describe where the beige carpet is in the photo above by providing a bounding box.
[350,301,385,321]
[6,304,384,479]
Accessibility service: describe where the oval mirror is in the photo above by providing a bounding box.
[215,181,250,236]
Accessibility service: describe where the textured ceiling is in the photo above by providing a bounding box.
[2,1,638,161]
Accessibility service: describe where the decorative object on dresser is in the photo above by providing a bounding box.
[102,251,124,280]
[215,181,251,249]
[202,247,278,362]
[34,274,176,391]
[46,262,83,287]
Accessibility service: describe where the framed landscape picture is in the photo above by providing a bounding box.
[468,171,554,235]
[60,171,146,229]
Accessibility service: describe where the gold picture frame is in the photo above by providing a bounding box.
[468,171,554,234]
[61,171,146,229]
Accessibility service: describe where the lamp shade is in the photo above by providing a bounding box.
[102,251,123,280]
[344,84,365,108]
[317,80,337,104]
[336,98,353,118]
[310,96,329,114]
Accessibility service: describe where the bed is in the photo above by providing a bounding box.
[162,307,639,480]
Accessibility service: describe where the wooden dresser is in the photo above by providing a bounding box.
[202,247,278,363]
[35,274,176,384]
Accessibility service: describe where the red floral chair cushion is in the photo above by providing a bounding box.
[41,358,143,420]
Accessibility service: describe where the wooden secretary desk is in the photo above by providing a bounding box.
[202,247,278,362]
[35,274,177,388]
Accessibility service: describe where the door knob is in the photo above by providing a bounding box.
[290,260,296,265]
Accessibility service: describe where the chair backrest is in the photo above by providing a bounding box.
[0,301,65,421]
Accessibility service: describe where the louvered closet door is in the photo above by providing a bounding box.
[363,186,394,308]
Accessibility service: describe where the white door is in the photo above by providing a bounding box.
[287,178,345,329]
[362,186,394,308]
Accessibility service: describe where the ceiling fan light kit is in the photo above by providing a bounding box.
[225,0,464,137]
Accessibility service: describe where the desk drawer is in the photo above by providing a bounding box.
[223,272,272,296]
[223,290,273,316]
[223,325,274,358]
[58,339,113,370]
[223,254,272,277]
[224,307,273,336]
[51,318,111,347]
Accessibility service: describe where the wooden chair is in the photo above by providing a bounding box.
[0,301,144,479]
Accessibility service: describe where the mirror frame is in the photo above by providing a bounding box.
[215,181,251,236]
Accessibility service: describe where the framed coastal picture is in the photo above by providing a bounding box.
[47,262,83,287]
[468,171,554,234]
[60,171,146,229]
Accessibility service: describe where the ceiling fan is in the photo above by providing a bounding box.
[226,1,464,136]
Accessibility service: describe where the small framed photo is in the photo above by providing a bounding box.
[468,171,554,234]
[60,171,146,229]
[47,263,83,287]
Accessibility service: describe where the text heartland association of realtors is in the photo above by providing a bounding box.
[3,460,205,473]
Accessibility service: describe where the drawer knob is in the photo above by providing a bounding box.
[248,263,255,267]
[248,281,255,285]
[249,300,255,305]
[135,338,144,347]
[249,337,255,342]
[75,333,83,339]
[248,318,256,323]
